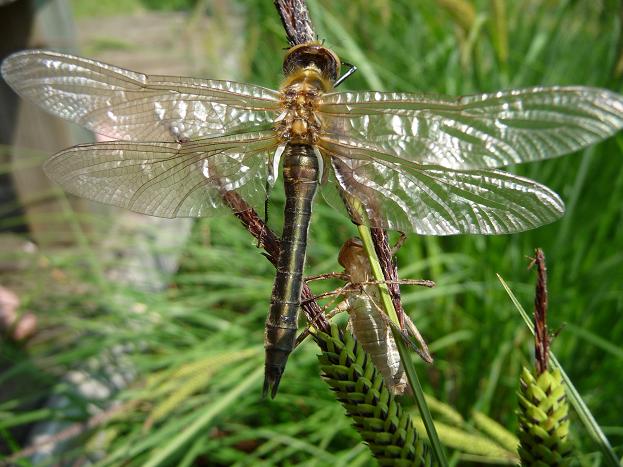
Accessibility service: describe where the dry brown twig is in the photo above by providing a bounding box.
[529,248,549,374]
[274,0,316,45]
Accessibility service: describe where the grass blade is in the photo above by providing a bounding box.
[143,365,263,467]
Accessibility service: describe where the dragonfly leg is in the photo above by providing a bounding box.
[304,271,350,282]
[333,61,357,88]
[295,297,351,348]
[390,232,407,256]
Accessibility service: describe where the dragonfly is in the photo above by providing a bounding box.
[3,43,623,398]
[313,237,435,395]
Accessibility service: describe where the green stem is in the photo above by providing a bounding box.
[357,223,448,466]
[356,225,399,325]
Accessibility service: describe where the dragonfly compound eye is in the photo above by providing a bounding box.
[283,42,340,83]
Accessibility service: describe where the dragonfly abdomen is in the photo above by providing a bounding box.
[264,143,319,398]
[349,293,410,395]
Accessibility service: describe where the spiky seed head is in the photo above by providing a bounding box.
[517,367,572,466]
[314,324,432,466]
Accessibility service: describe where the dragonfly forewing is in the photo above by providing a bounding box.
[319,87,623,169]
[1,50,280,142]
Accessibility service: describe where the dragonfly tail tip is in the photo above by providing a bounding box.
[263,367,284,399]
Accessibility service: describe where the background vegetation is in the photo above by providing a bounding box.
[1,0,622,465]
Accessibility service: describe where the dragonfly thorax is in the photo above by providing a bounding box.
[276,70,326,144]
[277,43,339,145]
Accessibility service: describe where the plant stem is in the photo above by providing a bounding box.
[358,223,448,466]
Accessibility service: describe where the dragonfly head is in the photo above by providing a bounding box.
[283,42,341,85]
[338,237,371,283]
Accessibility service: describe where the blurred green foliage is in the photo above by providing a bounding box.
[2,0,623,465]
[70,0,199,17]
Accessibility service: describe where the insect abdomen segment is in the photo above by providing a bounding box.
[264,143,319,398]
[349,293,409,395]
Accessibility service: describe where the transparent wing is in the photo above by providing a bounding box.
[44,132,279,218]
[322,153,564,235]
[319,87,623,169]
[1,50,280,142]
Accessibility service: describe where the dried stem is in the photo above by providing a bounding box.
[370,228,432,361]
[530,248,549,374]
[370,228,405,328]
[273,0,316,46]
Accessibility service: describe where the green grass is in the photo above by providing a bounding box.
[69,0,200,17]
[2,0,623,465]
